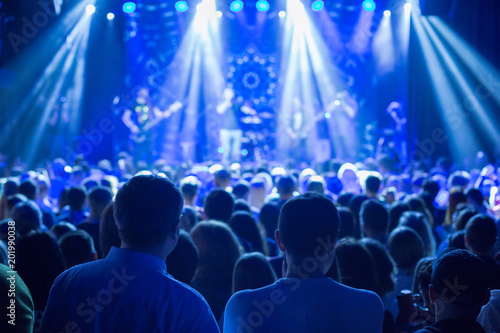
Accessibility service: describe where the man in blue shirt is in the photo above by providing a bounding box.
[40,175,219,332]
[224,192,384,333]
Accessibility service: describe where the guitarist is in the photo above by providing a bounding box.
[122,87,182,164]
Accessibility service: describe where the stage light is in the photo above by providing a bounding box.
[242,149,248,156]
[256,0,270,12]
[85,4,95,15]
[218,147,224,154]
[325,112,331,119]
[311,0,324,11]
[217,11,223,18]
[362,0,376,12]
[175,1,188,12]
[122,2,136,13]
[230,0,244,12]
[107,12,115,20]
[383,10,391,17]
[279,10,286,18]
[404,2,412,12]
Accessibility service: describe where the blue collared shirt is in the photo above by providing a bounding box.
[40,247,219,333]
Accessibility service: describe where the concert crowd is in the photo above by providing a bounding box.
[0,151,499,333]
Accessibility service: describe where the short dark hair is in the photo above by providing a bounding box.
[88,187,113,210]
[232,181,250,199]
[453,207,479,231]
[432,249,489,306]
[337,207,355,239]
[59,230,96,268]
[277,175,296,196]
[18,180,37,201]
[360,199,389,236]
[259,202,280,238]
[114,175,183,248]
[387,226,424,272]
[232,252,277,294]
[233,199,252,214]
[466,188,484,207]
[50,222,77,240]
[365,176,381,193]
[465,214,498,254]
[12,201,42,237]
[279,192,340,257]
[67,187,86,211]
[204,189,234,223]
[180,176,200,201]
[100,203,120,257]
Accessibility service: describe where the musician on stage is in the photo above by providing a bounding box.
[122,87,181,164]
[216,87,255,164]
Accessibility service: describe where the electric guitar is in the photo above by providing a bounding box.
[129,101,183,143]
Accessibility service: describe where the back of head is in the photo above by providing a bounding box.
[88,186,113,217]
[114,175,183,249]
[387,226,424,273]
[99,203,120,257]
[233,199,252,214]
[360,199,388,239]
[335,238,378,293]
[16,231,65,310]
[277,175,296,197]
[388,201,411,234]
[307,176,326,194]
[180,176,200,201]
[360,238,395,296]
[204,189,234,223]
[399,211,435,256]
[166,230,199,285]
[50,222,77,240]
[412,257,434,309]
[337,207,355,239]
[466,188,484,208]
[180,206,198,233]
[431,249,489,309]
[59,230,96,268]
[365,175,381,194]
[279,192,339,258]
[67,186,86,211]
[453,207,479,231]
[18,180,37,201]
[3,179,20,197]
[232,252,277,293]
[232,181,250,200]
[259,202,280,238]
[190,221,242,286]
[422,180,440,200]
[465,214,497,255]
[5,194,27,217]
[215,169,231,188]
[229,211,266,255]
[12,201,42,237]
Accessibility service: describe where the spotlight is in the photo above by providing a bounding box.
[311,0,324,11]
[279,10,286,18]
[175,1,188,12]
[218,147,224,154]
[383,10,391,17]
[404,2,412,12]
[217,10,223,18]
[256,0,270,12]
[107,12,115,20]
[230,0,244,12]
[85,4,96,15]
[122,2,136,13]
[362,0,376,11]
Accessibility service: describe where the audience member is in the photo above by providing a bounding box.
[40,175,219,332]
[232,252,277,293]
[229,211,267,255]
[58,186,89,225]
[204,189,234,223]
[59,230,98,268]
[360,199,389,244]
[166,230,199,285]
[399,211,436,257]
[99,202,120,257]
[224,192,384,332]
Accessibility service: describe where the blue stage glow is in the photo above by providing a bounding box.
[256,0,270,12]
[122,2,136,14]
[311,1,324,11]
[362,0,376,11]
[230,0,244,12]
[175,1,188,12]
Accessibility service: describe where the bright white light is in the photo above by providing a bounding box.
[404,2,412,12]
[107,12,115,20]
[383,10,391,17]
[279,10,286,18]
[216,11,223,18]
[86,4,96,15]
[196,3,202,11]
